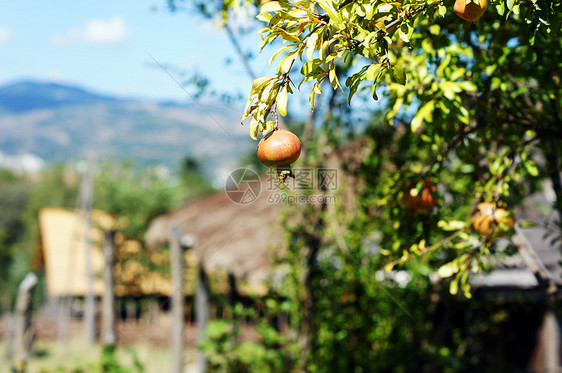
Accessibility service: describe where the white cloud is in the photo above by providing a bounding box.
[49,16,129,46]
[47,70,65,82]
[0,27,10,45]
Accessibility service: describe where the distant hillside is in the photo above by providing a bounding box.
[0,81,122,112]
[0,81,252,179]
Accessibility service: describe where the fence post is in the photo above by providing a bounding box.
[169,224,196,373]
[101,230,117,346]
[11,272,38,373]
[80,155,97,345]
[196,265,209,373]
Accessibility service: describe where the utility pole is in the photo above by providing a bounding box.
[80,155,97,345]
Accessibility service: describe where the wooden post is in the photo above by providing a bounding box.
[125,298,137,320]
[80,155,97,345]
[196,266,209,373]
[101,230,117,346]
[541,308,561,371]
[11,272,38,373]
[56,295,72,344]
[169,223,192,373]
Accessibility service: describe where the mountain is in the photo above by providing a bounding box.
[0,81,252,180]
[0,81,122,112]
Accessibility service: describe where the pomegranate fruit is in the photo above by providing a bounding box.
[257,128,301,168]
[454,0,487,22]
[402,180,437,213]
[257,128,301,183]
[471,202,514,236]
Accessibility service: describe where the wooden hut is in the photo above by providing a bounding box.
[37,207,177,298]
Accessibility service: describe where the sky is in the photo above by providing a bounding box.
[0,1,270,103]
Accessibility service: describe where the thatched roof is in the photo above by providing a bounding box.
[145,180,283,296]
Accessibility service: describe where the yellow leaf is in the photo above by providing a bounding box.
[306,33,318,61]
[249,117,259,140]
[277,85,288,117]
[437,261,459,278]
[280,52,297,73]
[260,1,282,13]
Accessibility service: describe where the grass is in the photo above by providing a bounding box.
[0,339,199,373]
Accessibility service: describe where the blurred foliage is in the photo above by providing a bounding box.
[0,170,32,306]
[176,156,216,204]
[0,157,214,311]
[0,164,78,312]
[94,161,176,241]
[200,317,296,372]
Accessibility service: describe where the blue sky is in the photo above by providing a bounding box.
[0,1,269,102]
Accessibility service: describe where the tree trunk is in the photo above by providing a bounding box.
[11,272,38,373]
[169,223,185,373]
[101,230,117,346]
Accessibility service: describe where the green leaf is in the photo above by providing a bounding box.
[269,45,293,66]
[507,0,515,11]
[306,33,318,61]
[512,3,520,14]
[438,261,459,278]
[279,51,297,73]
[309,88,316,110]
[329,66,342,90]
[437,220,467,231]
[251,76,275,95]
[260,1,283,13]
[391,66,406,85]
[316,0,343,24]
[519,221,537,228]
[411,101,434,132]
[429,24,441,36]
[398,27,409,43]
[279,30,301,43]
[371,83,378,100]
[314,82,322,94]
[524,160,539,177]
[449,275,459,295]
[366,64,379,81]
